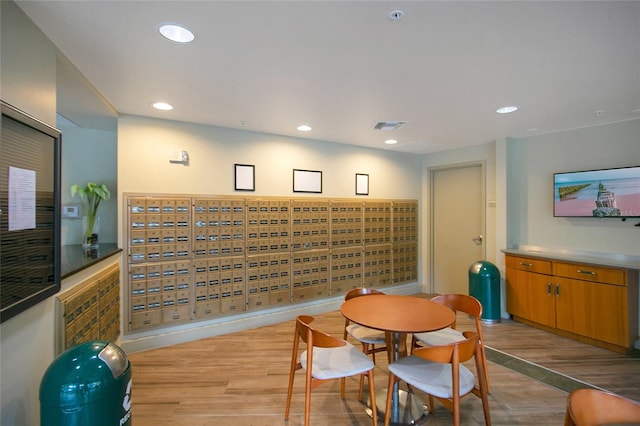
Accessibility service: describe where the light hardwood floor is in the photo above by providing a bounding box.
[128,295,640,425]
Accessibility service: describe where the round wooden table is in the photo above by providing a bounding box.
[341,294,455,425]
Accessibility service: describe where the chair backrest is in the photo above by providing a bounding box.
[564,388,640,426]
[297,315,346,349]
[431,294,482,328]
[411,331,478,364]
[344,287,384,301]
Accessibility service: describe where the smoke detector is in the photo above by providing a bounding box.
[373,121,408,131]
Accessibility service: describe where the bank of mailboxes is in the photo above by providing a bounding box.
[126,195,419,331]
[364,245,393,287]
[291,201,329,251]
[129,260,191,329]
[59,265,120,351]
[393,242,418,284]
[393,202,418,244]
[129,197,191,263]
[193,198,245,258]
[246,253,290,309]
[246,200,290,254]
[291,250,330,302]
[193,256,245,318]
[330,248,363,295]
[330,202,363,248]
[364,202,392,245]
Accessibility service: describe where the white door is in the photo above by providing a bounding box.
[431,163,484,295]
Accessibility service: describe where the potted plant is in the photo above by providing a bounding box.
[71,182,110,248]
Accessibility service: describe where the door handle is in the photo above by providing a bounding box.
[472,235,483,245]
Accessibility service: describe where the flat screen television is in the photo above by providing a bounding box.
[553,166,640,218]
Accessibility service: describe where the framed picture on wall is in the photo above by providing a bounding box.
[293,169,322,193]
[234,164,255,191]
[356,173,369,195]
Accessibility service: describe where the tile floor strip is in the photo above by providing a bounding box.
[484,346,606,394]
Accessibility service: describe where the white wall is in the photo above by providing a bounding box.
[1,3,57,424]
[507,119,640,257]
[116,114,423,247]
[0,1,56,127]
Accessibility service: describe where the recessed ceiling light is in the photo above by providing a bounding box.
[496,105,518,114]
[158,24,195,43]
[385,139,398,145]
[153,102,173,111]
[297,125,312,132]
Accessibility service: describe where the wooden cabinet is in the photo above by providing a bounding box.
[505,258,555,328]
[505,253,638,353]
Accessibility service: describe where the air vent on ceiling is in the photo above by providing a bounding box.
[373,121,408,131]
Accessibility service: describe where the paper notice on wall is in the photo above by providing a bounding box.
[8,166,36,231]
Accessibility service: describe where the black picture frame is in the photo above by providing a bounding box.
[293,169,322,193]
[234,164,255,191]
[1,101,62,323]
[356,173,369,195]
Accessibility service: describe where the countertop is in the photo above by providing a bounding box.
[502,247,640,270]
[61,243,122,279]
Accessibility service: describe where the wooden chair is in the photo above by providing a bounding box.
[343,287,387,363]
[385,331,491,426]
[412,293,491,393]
[285,315,377,426]
[564,388,640,426]
[343,287,387,399]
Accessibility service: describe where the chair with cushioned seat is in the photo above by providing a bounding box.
[343,287,387,399]
[384,331,490,426]
[285,315,377,426]
[564,388,640,426]
[343,287,387,363]
[412,293,490,393]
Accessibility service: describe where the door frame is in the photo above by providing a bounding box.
[427,161,486,294]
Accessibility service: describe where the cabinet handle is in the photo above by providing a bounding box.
[577,269,596,276]
[555,283,560,296]
[519,262,533,267]
[547,283,552,295]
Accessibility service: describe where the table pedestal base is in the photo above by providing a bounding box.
[364,389,429,426]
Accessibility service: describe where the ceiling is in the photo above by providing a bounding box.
[16,1,640,154]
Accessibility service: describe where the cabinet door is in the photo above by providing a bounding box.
[555,277,629,346]
[506,267,555,327]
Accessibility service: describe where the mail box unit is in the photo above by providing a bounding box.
[291,200,329,252]
[363,244,392,288]
[393,241,418,284]
[291,250,329,302]
[392,201,418,244]
[364,201,392,245]
[248,291,269,309]
[330,248,363,295]
[330,201,363,248]
[162,304,190,324]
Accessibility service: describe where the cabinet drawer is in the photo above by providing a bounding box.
[505,255,552,275]
[554,262,626,286]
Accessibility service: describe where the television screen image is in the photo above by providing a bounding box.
[553,166,640,218]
